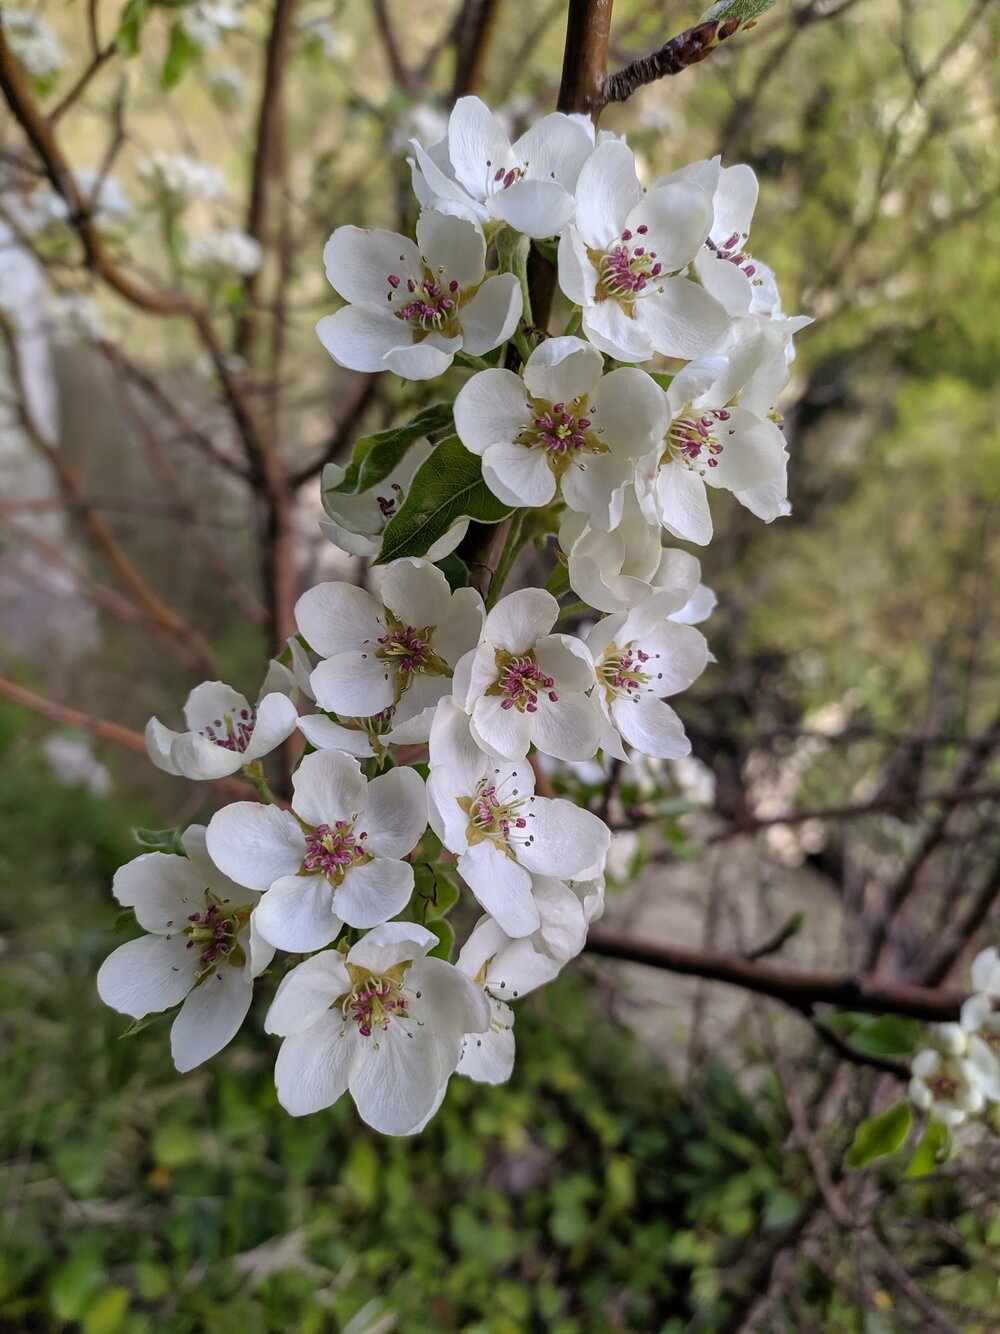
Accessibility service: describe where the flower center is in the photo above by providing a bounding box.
[302,821,369,883]
[373,611,452,701]
[709,232,760,282]
[927,1074,960,1102]
[184,898,249,975]
[341,962,411,1039]
[200,707,255,752]
[490,649,558,713]
[460,773,535,854]
[590,226,664,311]
[491,162,527,191]
[385,262,463,339]
[375,482,404,521]
[597,641,653,700]
[665,408,733,474]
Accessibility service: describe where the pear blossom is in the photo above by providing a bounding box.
[961,993,1000,1103]
[426,699,610,936]
[452,588,601,762]
[320,440,467,561]
[586,595,709,761]
[181,0,245,49]
[970,946,1000,997]
[909,1028,984,1128]
[4,9,63,78]
[206,749,427,952]
[145,679,298,780]
[409,95,595,238]
[138,151,227,203]
[188,228,263,276]
[263,638,391,759]
[97,826,273,1072]
[557,140,730,362]
[265,922,490,1133]
[636,322,790,545]
[317,212,521,380]
[296,558,484,745]
[453,337,663,529]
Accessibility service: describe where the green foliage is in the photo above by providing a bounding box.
[377,436,513,563]
[115,0,149,55]
[412,863,461,923]
[133,826,187,855]
[161,21,200,89]
[822,1012,922,1057]
[329,402,454,495]
[846,1101,913,1168]
[906,1119,951,1178]
[700,0,779,25]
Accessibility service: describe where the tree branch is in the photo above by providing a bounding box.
[605,11,764,105]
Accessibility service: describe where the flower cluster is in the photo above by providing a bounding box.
[99,96,807,1135]
[908,948,1000,1129]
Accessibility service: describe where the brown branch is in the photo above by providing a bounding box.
[585,927,966,1022]
[450,0,504,101]
[290,374,380,487]
[604,12,762,105]
[372,0,418,94]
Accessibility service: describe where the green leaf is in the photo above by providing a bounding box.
[700,0,778,23]
[161,22,200,89]
[115,0,149,55]
[377,436,513,563]
[437,551,470,590]
[414,863,461,923]
[848,1015,922,1057]
[906,1118,951,1177]
[331,402,454,495]
[648,371,674,392]
[845,1100,912,1168]
[133,826,186,855]
[428,918,455,961]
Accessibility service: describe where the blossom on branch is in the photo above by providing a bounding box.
[145,679,298,780]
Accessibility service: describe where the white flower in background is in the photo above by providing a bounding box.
[961,992,1000,1103]
[320,439,468,561]
[207,68,246,110]
[97,827,273,1072]
[188,229,263,276]
[636,322,790,545]
[296,10,352,60]
[453,337,663,529]
[391,103,449,157]
[317,212,521,380]
[265,922,490,1133]
[207,749,427,951]
[181,0,244,49]
[586,595,709,760]
[969,946,1000,998]
[909,1024,984,1127]
[426,699,610,936]
[409,95,595,238]
[453,588,601,762]
[41,733,112,796]
[296,559,484,745]
[4,9,64,78]
[2,168,130,235]
[557,140,729,362]
[145,679,298,780]
[138,151,228,204]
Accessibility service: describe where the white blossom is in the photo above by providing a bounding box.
[961,993,1000,1104]
[181,0,245,49]
[317,212,521,380]
[188,229,263,276]
[909,1033,984,1128]
[453,337,663,529]
[426,699,610,936]
[97,827,273,1072]
[138,151,228,204]
[452,588,602,762]
[146,678,298,780]
[557,139,729,362]
[409,95,595,238]
[586,595,709,760]
[4,9,63,78]
[296,558,485,745]
[206,749,427,951]
[265,922,490,1133]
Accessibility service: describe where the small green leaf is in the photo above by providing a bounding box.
[428,918,455,961]
[119,1012,169,1039]
[377,436,512,563]
[413,864,461,923]
[700,0,778,23]
[845,1100,912,1168]
[648,371,674,392]
[848,1015,922,1057]
[332,402,454,495]
[161,21,200,89]
[116,0,149,55]
[133,826,186,855]
[906,1118,951,1177]
[437,551,470,590]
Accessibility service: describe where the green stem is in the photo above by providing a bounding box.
[454,352,491,372]
[562,306,582,337]
[242,759,276,804]
[486,509,527,609]
[494,224,533,330]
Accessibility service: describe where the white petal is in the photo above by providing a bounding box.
[295,581,384,659]
[485,587,557,653]
[530,693,601,762]
[323,226,421,306]
[458,1008,516,1084]
[520,798,610,878]
[112,852,198,933]
[583,300,654,363]
[627,181,713,272]
[493,179,575,237]
[310,651,396,717]
[453,368,530,456]
[471,695,534,760]
[242,691,298,761]
[183,681,250,733]
[378,557,452,627]
[427,697,487,793]
[458,840,540,937]
[407,957,491,1034]
[556,227,595,306]
[275,1018,362,1116]
[145,717,181,775]
[514,113,594,188]
[612,695,691,758]
[363,767,427,858]
[97,934,196,1018]
[297,713,375,758]
[205,802,305,891]
[637,278,730,360]
[574,140,640,247]
[459,273,522,355]
[348,920,437,971]
[168,732,245,780]
[334,858,413,928]
[349,1024,444,1136]
[588,367,668,456]
[713,163,758,245]
[656,463,713,546]
[316,306,411,373]
[560,452,630,530]
[707,412,786,493]
[291,748,367,827]
[448,96,512,200]
[433,586,485,666]
[265,951,351,1036]
[170,966,253,1072]
[416,209,486,288]
[523,335,604,404]
[384,334,461,380]
[253,874,342,952]
[483,440,556,509]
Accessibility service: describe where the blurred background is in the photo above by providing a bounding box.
[2,0,999,1329]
